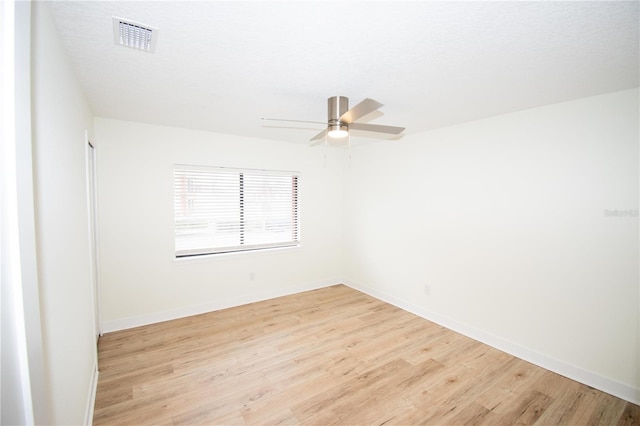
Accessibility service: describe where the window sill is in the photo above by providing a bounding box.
[172,244,302,264]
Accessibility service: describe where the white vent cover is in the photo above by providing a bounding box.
[112,17,158,53]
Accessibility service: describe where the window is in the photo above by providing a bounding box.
[174,165,300,257]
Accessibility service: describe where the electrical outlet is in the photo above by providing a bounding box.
[424,284,431,296]
[249,272,255,281]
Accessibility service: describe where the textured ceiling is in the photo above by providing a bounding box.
[47,1,639,145]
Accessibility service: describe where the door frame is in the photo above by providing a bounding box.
[85,133,102,339]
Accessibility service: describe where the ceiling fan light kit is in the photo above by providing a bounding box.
[327,124,349,138]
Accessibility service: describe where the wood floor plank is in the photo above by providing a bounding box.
[93,285,639,425]
[618,403,640,426]
[496,389,553,425]
[530,377,586,425]
[579,391,628,426]
[473,357,549,414]
[447,401,494,425]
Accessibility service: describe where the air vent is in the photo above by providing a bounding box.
[112,17,158,53]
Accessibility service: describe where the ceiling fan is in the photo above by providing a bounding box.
[262,96,405,146]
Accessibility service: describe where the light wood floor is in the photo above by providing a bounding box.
[94,285,639,425]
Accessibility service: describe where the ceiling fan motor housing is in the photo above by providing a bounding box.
[328,96,349,135]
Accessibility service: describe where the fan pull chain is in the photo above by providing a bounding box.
[323,132,328,169]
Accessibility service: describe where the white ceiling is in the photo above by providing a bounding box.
[47,1,639,145]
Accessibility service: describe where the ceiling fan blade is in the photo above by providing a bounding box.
[261,118,326,125]
[339,98,383,124]
[310,128,328,142]
[349,122,405,135]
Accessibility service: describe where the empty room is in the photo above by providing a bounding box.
[2,1,639,425]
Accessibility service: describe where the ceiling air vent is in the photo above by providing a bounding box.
[112,17,158,53]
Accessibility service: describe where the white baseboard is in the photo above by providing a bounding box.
[343,279,640,405]
[84,363,99,425]
[101,279,339,333]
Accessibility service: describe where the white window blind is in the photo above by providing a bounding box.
[174,166,300,257]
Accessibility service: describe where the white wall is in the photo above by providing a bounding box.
[95,118,346,330]
[344,89,639,402]
[1,1,41,423]
[31,2,98,424]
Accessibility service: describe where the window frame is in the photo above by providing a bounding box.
[173,165,300,258]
